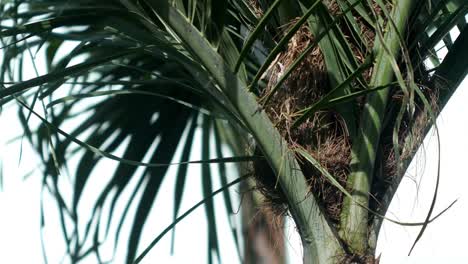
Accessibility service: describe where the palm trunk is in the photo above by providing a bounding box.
[3,1,464,263]
[128,1,418,263]
[340,0,417,254]
[242,181,285,264]
[145,3,345,263]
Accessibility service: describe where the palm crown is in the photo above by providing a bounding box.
[0,0,467,263]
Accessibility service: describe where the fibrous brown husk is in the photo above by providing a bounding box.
[248,0,263,17]
[251,0,401,227]
[255,17,352,224]
[261,18,328,139]
[369,86,439,215]
[296,134,351,223]
[246,0,442,261]
[252,145,289,216]
[338,252,381,264]
[359,56,440,217]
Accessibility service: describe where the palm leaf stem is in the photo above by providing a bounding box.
[339,0,417,254]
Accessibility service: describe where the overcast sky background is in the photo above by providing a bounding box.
[0,25,466,264]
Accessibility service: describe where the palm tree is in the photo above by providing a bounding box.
[1,0,466,263]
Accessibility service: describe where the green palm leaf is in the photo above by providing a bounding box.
[1,0,466,263]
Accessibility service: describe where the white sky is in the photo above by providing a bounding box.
[0,103,242,263]
[375,76,468,263]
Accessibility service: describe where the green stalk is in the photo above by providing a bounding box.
[144,2,344,262]
[339,0,417,254]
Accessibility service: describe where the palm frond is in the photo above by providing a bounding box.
[1,0,467,263]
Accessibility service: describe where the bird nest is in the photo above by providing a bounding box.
[250,0,438,234]
[254,16,354,224]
